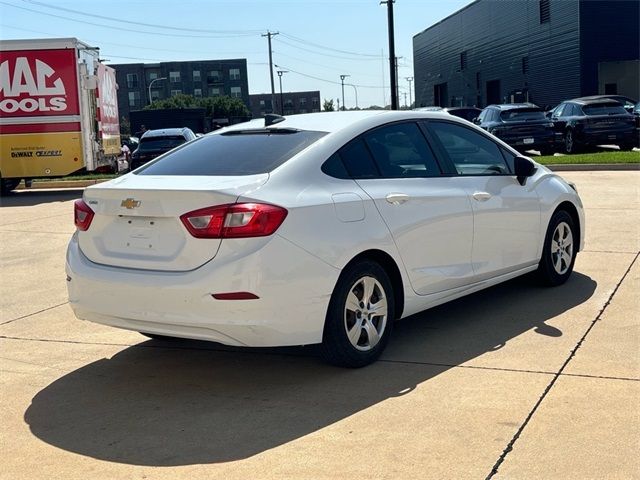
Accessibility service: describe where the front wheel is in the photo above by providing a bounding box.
[320,261,395,368]
[0,178,21,196]
[537,210,578,286]
[564,129,580,154]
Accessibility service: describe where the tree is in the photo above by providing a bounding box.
[119,116,130,135]
[144,94,249,118]
[322,99,335,112]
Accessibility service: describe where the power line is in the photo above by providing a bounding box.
[274,64,384,90]
[279,32,380,58]
[21,0,262,35]
[0,1,256,39]
[274,37,380,62]
[272,50,384,78]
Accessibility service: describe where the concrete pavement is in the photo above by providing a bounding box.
[1,172,638,479]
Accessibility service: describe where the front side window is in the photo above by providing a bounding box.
[363,122,441,178]
[552,103,566,117]
[137,130,327,176]
[428,121,510,175]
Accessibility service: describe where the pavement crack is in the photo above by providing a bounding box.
[0,302,69,326]
[485,251,640,480]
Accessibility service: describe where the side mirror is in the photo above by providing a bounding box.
[472,117,479,124]
[514,156,536,186]
[545,111,552,118]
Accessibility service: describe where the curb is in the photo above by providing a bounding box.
[546,164,640,171]
[16,179,109,190]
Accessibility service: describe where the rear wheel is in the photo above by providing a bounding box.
[537,210,577,286]
[320,261,395,368]
[0,178,20,196]
[619,142,636,151]
[539,146,554,156]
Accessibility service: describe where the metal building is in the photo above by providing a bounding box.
[413,0,640,109]
[110,59,250,120]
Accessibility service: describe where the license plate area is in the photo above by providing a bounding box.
[523,138,534,144]
[121,216,160,250]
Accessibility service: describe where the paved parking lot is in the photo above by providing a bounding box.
[1,171,638,480]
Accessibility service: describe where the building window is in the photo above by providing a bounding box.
[312,98,319,106]
[209,87,221,96]
[230,86,242,98]
[460,51,468,71]
[194,88,202,97]
[151,90,160,101]
[259,100,265,107]
[148,72,158,81]
[299,97,307,106]
[170,89,182,96]
[299,108,307,114]
[312,108,319,113]
[128,91,140,107]
[169,71,181,83]
[126,73,138,89]
[229,68,241,81]
[522,56,529,74]
[208,70,221,84]
[193,70,201,82]
[284,99,293,108]
[539,0,550,23]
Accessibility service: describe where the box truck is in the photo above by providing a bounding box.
[0,38,120,194]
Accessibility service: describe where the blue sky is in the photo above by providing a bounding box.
[0,0,470,108]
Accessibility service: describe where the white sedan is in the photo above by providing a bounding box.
[67,111,584,367]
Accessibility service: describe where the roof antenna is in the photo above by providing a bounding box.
[265,113,285,127]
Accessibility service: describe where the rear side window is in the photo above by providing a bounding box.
[583,103,627,116]
[137,129,326,176]
[339,139,379,179]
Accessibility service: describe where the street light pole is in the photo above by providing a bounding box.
[148,77,167,105]
[381,0,398,110]
[340,75,350,111]
[277,70,287,115]
[348,84,359,109]
[405,76,413,108]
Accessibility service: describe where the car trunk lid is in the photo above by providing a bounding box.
[78,174,269,271]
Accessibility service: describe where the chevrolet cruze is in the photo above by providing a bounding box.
[67,111,584,367]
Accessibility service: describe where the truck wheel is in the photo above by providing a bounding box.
[0,178,21,196]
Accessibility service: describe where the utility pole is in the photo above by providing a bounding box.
[394,56,401,109]
[340,74,350,111]
[403,92,407,108]
[405,76,413,108]
[262,31,279,113]
[336,98,340,112]
[277,70,287,115]
[381,0,398,110]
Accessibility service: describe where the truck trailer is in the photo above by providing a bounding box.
[0,38,120,194]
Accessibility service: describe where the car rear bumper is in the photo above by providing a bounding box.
[579,129,635,145]
[66,233,339,347]
[498,132,562,150]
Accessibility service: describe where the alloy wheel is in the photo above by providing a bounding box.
[551,221,574,275]
[343,276,388,351]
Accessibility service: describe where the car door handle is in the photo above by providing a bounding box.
[472,191,492,202]
[385,193,410,205]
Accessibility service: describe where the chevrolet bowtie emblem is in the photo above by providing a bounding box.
[121,198,141,209]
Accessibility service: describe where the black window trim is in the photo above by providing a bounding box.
[321,119,447,180]
[421,119,516,177]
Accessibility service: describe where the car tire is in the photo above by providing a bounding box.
[564,129,580,154]
[320,260,395,368]
[619,142,635,151]
[0,178,20,196]
[536,210,578,287]
[539,147,554,156]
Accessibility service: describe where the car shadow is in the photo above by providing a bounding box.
[0,189,83,208]
[24,272,596,466]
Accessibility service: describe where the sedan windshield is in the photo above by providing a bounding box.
[500,109,546,121]
[583,104,628,116]
[137,129,327,176]
[139,136,187,152]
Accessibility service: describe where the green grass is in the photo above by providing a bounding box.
[32,173,119,182]
[536,150,639,165]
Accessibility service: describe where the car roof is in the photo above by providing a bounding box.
[576,95,636,103]
[445,106,481,111]
[567,98,623,106]
[141,128,189,138]
[486,103,540,111]
[220,110,457,134]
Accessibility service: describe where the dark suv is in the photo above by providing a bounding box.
[130,127,197,169]
[475,103,559,155]
[548,98,636,153]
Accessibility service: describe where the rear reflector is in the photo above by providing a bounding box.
[74,199,94,231]
[181,203,287,239]
[212,292,260,300]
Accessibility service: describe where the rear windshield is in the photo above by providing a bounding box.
[500,109,546,121]
[139,136,186,152]
[583,104,627,116]
[136,129,327,176]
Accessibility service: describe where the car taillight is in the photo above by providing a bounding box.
[180,203,288,239]
[74,199,94,231]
